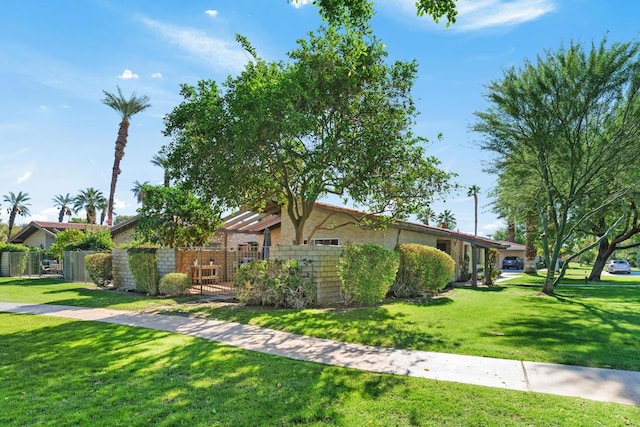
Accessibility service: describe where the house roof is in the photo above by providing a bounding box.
[9,221,107,244]
[497,241,527,251]
[312,202,508,250]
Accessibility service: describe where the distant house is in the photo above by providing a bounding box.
[8,221,107,249]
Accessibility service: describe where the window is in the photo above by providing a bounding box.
[311,238,340,246]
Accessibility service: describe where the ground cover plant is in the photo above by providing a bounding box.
[1,313,638,426]
[2,275,639,371]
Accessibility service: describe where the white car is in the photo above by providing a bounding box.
[605,259,631,274]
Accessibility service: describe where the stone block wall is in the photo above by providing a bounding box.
[112,248,177,291]
[271,245,343,306]
[111,248,135,290]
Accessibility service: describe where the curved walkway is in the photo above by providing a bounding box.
[1,301,639,406]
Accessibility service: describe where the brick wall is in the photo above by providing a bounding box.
[271,245,343,306]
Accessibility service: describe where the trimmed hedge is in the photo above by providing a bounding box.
[338,243,400,305]
[233,259,315,309]
[393,243,455,297]
[128,251,159,295]
[84,253,112,287]
[159,273,191,297]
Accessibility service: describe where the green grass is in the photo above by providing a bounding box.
[500,263,640,286]
[1,313,638,426]
[2,275,640,370]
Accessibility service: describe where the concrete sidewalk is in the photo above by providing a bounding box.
[1,301,638,406]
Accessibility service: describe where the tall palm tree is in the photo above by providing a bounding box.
[131,180,150,204]
[73,188,106,224]
[151,153,170,187]
[437,210,457,230]
[467,185,480,236]
[102,86,151,226]
[52,193,74,223]
[3,191,31,239]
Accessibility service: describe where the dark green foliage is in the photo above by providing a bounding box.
[338,243,399,305]
[159,273,191,297]
[84,253,113,287]
[0,243,30,252]
[128,251,158,295]
[233,259,315,309]
[393,243,455,296]
[135,184,222,247]
[65,229,114,252]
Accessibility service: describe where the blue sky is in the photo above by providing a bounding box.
[1,0,638,237]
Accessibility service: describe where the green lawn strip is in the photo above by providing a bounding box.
[2,276,639,371]
[1,313,637,427]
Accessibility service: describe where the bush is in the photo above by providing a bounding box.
[128,251,159,295]
[338,243,400,305]
[159,273,191,297]
[233,259,315,309]
[0,243,30,252]
[393,243,455,297]
[84,253,112,287]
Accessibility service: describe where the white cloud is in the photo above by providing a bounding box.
[17,171,32,184]
[291,0,312,8]
[114,198,127,210]
[141,17,249,74]
[455,0,556,30]
[118,69,140,79]
[151,72,163,78]
[38,105,49,111]
[390,0,555,31]
[205,9,218,17]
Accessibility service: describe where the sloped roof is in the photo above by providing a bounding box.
[9,221,107,243]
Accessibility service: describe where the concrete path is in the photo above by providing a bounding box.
[1,301,638,406]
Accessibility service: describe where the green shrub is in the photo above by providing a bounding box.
[159,273,192,297]
[338,243,400,305]
[128,251,159,295]
[233,259,315,309]
[84,253,113,287]
[393,243,455,297]
[0,243,30,252]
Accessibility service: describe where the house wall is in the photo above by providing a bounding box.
[22,231,55,249]
[279,206,465,281]
[112,227,136,246]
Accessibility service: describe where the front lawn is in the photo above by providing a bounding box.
[2,276,639,371]
[1,313,638,426]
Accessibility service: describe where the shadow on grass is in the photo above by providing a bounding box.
[487,292,640,371]
[0,313,409,426]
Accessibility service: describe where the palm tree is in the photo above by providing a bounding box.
[102,86,151,226]
[3,191,31,239]
[437,210,457,230]
[467,185,480,236]
[416,206,436,226]
[52,193,74,223]
[73,188,106,224]
[131,180,150,204]
[151,153,170,187]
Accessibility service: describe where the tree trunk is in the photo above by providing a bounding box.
[508,221,516,242]
[7,210,16,240]
[107,119,130,225]
[589,239,614,281]
[524,217,537,273]
[474,195,478,236]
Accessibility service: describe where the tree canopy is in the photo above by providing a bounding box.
[163,23,452,245]
[475,37,640,294]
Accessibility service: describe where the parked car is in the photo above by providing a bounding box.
[605,259,631,274]
[502,256,524,270]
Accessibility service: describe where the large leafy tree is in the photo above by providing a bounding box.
[163,23,452,245]
[3,191,30,239]
[102,86,151,226]
[74,188,107,224]
[135,185,222,247]
[52,193,73,223]
[475,37,640,294]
